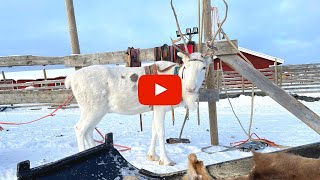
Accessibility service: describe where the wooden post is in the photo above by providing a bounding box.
[274,58,278,85]
[198,0,201,51]
[203,0,218,145]
[207,63,218,145]
[203,0,212,42]
[65,0,81,55]
[216,63,220,89]
[279,66,283,87]
[1,71,6,81]
[139,114,143,132]
[43,68,47,80]
[242,76,245,94]
[220,54,320,134]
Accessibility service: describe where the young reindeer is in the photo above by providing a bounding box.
[65,0,214,166]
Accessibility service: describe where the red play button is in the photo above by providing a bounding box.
[138,75,182,105]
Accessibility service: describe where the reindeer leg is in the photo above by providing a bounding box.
[147,114,159,161]
[153,106,176,166]
[75,111,87,151]
[84,112,107,149]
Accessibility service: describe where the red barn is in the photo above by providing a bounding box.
[214,47,284,71]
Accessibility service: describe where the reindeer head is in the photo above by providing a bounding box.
[170,0,216,111]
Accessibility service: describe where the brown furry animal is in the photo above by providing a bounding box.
[247,152,320,180]
[182,153,214,180]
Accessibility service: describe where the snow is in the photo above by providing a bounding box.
[0,68,320,180]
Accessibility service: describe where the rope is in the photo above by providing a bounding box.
[94,127,131,152]
[230,133,284,148]
[0,95,74,126]
[0,95,131,152]
[219,62,249,137]
[221,29,256,137]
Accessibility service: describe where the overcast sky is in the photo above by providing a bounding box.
[0,0,319,64]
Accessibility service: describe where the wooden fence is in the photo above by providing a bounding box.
[218,63,320,94]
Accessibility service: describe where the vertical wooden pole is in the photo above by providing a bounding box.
[207,64,218,145]
[216,63,220,89]
[198,0,202,51]
[274,58,278,85]
[242,77,245,94]
[203,0,212,42]
[139,114,143,132]
[1,71,6,81]
[65,0,81,55]
[279,66,283,87]
[203,0,218,145]
[43,68,47,80]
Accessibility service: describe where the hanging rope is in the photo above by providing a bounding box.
[219,62,250,137]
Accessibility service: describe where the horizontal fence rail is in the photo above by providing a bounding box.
[218,63,320,94]
[0,40,239,67]
[0,56,319,106]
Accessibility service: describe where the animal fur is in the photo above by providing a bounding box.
[182,153,214,180]
[224,152,320,180]
[247,152,320,180]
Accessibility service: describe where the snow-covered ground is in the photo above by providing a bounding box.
[0,68,320,180]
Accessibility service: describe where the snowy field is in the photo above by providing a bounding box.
[1,95,320,179]
[0,67,320,180]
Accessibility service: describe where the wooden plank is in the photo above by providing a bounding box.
[219,54,320,134]
[282,86,320,91]
[64,40,238,67]
[0,79,65,88]
[13,85,66,91]
[0,90,76,105]
[64,48,154,67]
[0,55,64,67]
[0,87,217,105]
[199,89,219,102]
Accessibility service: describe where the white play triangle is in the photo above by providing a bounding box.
[155,84,167,96]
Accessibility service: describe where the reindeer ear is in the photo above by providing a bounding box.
[177,52,189,64]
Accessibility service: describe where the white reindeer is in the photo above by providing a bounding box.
[64,0,215,166]
[65,52,212,166]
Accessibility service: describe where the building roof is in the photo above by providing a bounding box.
[239,47,285,64]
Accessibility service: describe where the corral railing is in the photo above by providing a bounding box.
[218,63,320,94]
[1,63,319,106]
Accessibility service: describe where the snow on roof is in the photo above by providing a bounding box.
[239,47,285,64]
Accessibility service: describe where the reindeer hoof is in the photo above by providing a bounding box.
[147,154,160,161]
[159,159,176,166]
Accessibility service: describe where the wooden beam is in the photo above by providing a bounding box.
[207,63,219,145]
[0,90,76,105]
[199,89,219,102]
[65,0,80,54]
[0,40,237,67]
[0,55,64,67]
[0,79,65,88]
[219,54,320,134]
[203,0,219,146]
[0,88,216,105]
[64,40,238,67]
